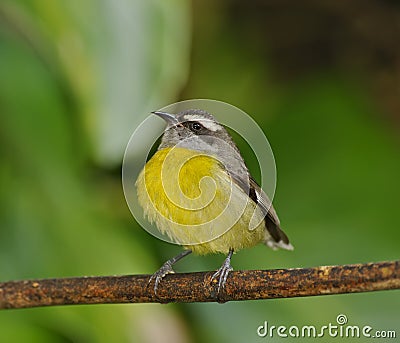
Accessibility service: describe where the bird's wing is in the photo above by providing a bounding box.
[228,169,293,250]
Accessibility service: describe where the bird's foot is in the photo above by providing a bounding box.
[147,261,175,297]
[147,250,192,297]
[210,251,234,298]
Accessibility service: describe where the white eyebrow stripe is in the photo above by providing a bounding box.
[198,120,221,132]
[182,114,206,121]
[181,115,222,132]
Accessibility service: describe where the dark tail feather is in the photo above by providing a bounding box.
[264,215,293,250]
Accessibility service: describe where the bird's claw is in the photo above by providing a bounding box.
[211,258,233,296]
[147,261,175,297]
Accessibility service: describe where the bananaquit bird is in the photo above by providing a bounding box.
[136,109,293,295]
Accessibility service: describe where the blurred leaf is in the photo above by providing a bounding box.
[1,0,190,166]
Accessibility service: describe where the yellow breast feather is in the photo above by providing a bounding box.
[136,147,266,255]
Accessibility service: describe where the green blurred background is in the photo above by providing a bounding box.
[0,0,399,342]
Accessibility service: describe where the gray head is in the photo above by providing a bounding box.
[153,109,249,181]
[155,109,231,148]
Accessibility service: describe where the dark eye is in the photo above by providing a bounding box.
[190,122,203,132]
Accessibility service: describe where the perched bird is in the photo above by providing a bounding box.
[135,109,293,295]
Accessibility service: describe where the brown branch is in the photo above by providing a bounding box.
[0,261,399,309]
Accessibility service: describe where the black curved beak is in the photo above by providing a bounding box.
[151,111,179,126]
